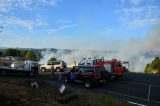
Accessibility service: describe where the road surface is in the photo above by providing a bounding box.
[93,72,160,106]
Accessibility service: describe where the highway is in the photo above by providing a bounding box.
[97,72,160,106]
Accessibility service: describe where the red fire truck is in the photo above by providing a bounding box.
[79,57,129,80]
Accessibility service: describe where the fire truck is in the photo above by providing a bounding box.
[79,57,129,80]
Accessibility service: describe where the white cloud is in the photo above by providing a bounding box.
[116,5,160,28]
[46,24,77,34]
[129,0,143,5]
[128,18,158,28]
[0,0,61,12]
[104,28,114,36]
[0,16,47,30]
[120,0,125,2]
[120,0,143,5]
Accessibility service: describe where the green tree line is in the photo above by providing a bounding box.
[0,48,39,61]
[145,57,160,74]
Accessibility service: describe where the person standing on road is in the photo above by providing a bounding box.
[51,65,55,80]
[70,66,77,82]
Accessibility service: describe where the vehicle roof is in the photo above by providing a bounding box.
[78,65,101,68]
[50,60,64,62]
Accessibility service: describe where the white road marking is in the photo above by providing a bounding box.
[120,81,160,87]
[107,90,146,101]
[128,101,146,106]
[106,90,160,104]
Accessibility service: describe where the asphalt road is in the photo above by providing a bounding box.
[96,72,160,106]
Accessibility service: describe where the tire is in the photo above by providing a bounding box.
[41,68,46,72]
[56,68,60,72]
[84,79,92,88]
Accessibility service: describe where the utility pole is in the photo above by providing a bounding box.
[17,47,19,60]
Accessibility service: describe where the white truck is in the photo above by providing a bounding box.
[40,60,67,72]
[0,61,39,76]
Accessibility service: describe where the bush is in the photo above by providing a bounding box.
[145,57,160,74]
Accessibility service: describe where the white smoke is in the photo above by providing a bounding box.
[39,49,105,65]
[39,22,160,72]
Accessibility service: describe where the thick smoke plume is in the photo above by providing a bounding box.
[39,22,160,72]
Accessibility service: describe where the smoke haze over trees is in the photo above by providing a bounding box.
[0,22,160,72]
[39,22,160,72]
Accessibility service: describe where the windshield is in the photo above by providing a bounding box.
[103,64,112,73]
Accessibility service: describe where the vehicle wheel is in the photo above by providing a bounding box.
[84,80,92,88]
[41,68,46,72]
[56,68,60,72]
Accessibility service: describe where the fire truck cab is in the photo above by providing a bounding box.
[79,58,104,65]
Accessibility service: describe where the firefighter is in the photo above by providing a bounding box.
[70,66,77,82]
[115,65,122,76]
[123,66,128,72]
[51,65,55,80]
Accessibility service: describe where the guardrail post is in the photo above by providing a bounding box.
[147,85,151,101]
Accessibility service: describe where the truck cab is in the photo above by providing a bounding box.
[79,58,104,65]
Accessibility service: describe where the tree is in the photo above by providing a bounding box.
[2,48,20,57]
[0,51,2,56]
[145,57,160,74]
[145,64,152,73]
[47,57,57,64]
[20,50,28,57]
[151,57,160,69]
[25,50,37,61]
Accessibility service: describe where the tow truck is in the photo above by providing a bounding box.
[0,61,39,76]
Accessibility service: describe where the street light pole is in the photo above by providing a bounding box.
[17,47,19,60]
[0,26,3,33]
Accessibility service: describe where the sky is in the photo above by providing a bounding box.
[0,0,160,50]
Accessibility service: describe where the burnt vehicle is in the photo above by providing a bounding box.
[63,65,109,88]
